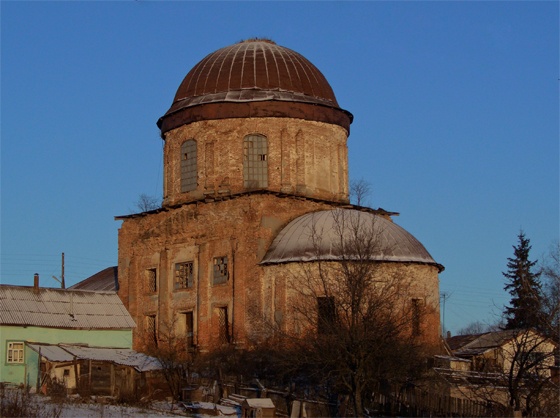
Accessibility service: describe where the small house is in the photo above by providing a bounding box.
[446,329,557,376]
[0,279,135,388]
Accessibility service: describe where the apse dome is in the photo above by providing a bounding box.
[158,39,353,134]
[261,209,444,272]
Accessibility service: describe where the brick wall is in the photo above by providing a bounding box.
[161,117,349,207]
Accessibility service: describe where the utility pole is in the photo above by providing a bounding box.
[440,291,451,337]
[52,252,65,289]
[61,252,65,289]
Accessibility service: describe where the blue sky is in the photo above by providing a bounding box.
[1,1,558,334]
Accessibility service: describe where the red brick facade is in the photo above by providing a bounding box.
[116,40,442,353]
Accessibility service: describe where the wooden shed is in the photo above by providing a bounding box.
[241,398,276,418]
[27,343,164,398]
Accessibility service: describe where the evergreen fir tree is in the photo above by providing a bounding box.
[503,231,543,330]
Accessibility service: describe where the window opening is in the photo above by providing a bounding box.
[146,268,157,293]
[412,298,422,336]
[181,140,197,192]
[213,256,228,285]
[145,315,157,347]
[243,134,268,189]
[317,297,336,335]
[218,307,231,344]
[178,312,195,348]
[175,262,194,289]
[7,342,24,363]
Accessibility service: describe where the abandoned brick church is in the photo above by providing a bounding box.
[116,39,444,352]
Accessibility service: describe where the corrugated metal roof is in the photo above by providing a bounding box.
[68,266,118,292]
[261,209,444,271]
[448,329,534,357]
[26,343,74,362]
[27,343,160,372]
[0,285,135,329]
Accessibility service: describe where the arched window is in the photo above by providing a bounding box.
[243,134,268,188]
[181,140,197,192]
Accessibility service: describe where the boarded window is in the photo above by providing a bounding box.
[181,140,197,192]
[218,307,231,345]
[7,342,24,363]
[243,134,268,188]
[177,312,195,348]
[175,262,194,289]
[317,297,336,335]
[145,315,157,347]
[213,256,228,285]
[146,268,157,293]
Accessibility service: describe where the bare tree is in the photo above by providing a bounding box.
[135,193,160,212]
[444,329,558,417]
[349,178,372,206]
[140,316,196,401]
[457,320,495,335]
[265,209,433,417]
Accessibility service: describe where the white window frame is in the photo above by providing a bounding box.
[7,341,24,364]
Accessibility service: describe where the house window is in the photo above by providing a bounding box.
[213,256,228,285]
[7,342,24,364]
[178,312,195,349]
[412,298,422,336]
[145,315,157,347]
[243,134,268,189]
[146,268,157,293]
[217,307,231,344]
[175,262,194,289]
[317,297,336,335]
[181,139,197,192]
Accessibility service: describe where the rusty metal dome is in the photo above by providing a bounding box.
[157,39,353,134]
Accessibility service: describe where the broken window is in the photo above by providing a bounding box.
[213,256,228,285]
[175,261,194,289]
[317,296,336,335]
[7,342,24,363]
[217,307,231,345]
[146,268,157,293]
[181,139,197,193]
[243,134,268,189]
[145,315,157,347]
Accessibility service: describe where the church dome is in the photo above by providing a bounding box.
[157,39,353,134]
[261,209,444,272]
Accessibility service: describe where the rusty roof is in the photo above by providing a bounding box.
[158,39,353,133]
[0,285,135,329]
[69,266,118,292]
[174,39,338,107]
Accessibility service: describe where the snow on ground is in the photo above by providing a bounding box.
[3,389,237,418]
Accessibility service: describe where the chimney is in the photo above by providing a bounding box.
[446,330,451,339]
[33,273,39,292]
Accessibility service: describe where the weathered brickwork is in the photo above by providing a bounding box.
[262,262,441,348]
[117,39,443,355]
[118,193,343,351]
[162,117,349,207]
[118,194,441,351]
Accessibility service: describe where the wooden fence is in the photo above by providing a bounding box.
[195,377,492,417]
[365,388,490,417]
